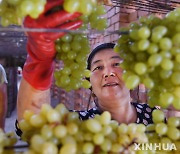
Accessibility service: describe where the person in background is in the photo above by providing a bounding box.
[0,64,8,130]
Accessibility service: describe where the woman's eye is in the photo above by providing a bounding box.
[93,66,102,71]
[113,63,120,67]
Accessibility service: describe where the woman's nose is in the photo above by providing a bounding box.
[103,72,116,78]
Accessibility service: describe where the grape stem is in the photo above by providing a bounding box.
[4,144,29,150]
[122,139,137,152]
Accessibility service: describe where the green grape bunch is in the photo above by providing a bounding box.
[146,109,180,153]
[18,103,149,154]
[54,34,91,91]
[0,0,108,30]
[0,0,46,27]
[115,8,180,109]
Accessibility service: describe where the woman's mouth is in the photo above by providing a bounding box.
[103,82,118,87]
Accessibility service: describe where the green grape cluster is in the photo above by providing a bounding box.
[63,0,107,30]
[0,0,46,27]
[0,129,17,154]
[54,34,91,91]
[18,103,148,154]
[54,1,107,91]
[115,8,180,109]
[146,109,180,153]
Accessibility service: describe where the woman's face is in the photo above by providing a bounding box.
[90,48,129,105]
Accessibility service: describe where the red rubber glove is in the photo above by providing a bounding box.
[23,0,82,90]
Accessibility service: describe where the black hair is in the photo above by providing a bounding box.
[87,43,115,70]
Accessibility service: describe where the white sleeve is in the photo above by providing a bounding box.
[0,64,8,84]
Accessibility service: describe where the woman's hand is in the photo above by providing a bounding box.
[23,0,82,90]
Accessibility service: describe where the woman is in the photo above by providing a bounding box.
[78,43,156,125]
[16,43,154,136]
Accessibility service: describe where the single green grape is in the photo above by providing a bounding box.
[41,125,53,140]
[159,92,174,108]
[125,75,140,89]
[93,133,104,145]
[79,0,93,15]
[99,111,111,125]
[81,79,91,89]
[86,119,102,133]
[63,0,80,13]
[155,123,168,135]
[148,54,162,66]
[41,142,58,154]
[117,123,128,134]
[167,127,180,140]
[129,29,140,40]
[171,72,180,85]
[152,109,165,123]
[29,114,46,128]
[82,142,94,154]
[134,62,147,75]
[160,50,172,59]
[159,69,172,79]
[143,77,154,89]
[67,122,78,135]
[31,135,45,153]
[46,109,61,123]
[159,37,172,51]
[59,143,77,154]
[152,25,167,37]
[147,43,159,54]
[61,34,73,42]
[167,117,180,127]
[160,58,174,70]
[138,26,151,39]
[138,39,150,51]
[172,97,180,110]
[54,125,67,138]
[100,139,112,152]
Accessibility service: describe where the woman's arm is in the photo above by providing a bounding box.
[164,105,180,118]
[16,0,82,121]
[17,77,51,121]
